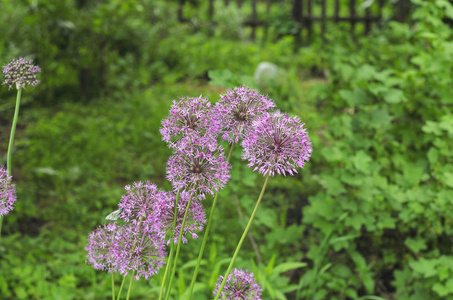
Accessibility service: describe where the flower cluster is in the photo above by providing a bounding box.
[160,95,220,150]
[86,181,207,279]
[0,166,16,217]
[213,268,262,300]
[85,223,166,280]
[213,86,275,144]
[166,143,231,198]
[242,111,312,176]
[2,57,40,90]
[87,84,312,290]
[117,181,168,237]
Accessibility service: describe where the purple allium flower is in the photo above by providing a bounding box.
[242,111,312,176]
[0,165,16,217]
[117,181,168,238]
[160,95,220,149]
[160,191,206,244]
[213,268,262,300]
[115,225,166,280]
[85,223,121,272]
[2,57,41,90]
[213,86,275,144]
[166,143,231,198]
[86,223,166,280]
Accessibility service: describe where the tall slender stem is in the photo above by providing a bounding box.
[111,273,115,300]
[213,173,270,300]
[125,271,135,300]
[164,195,194,300]
[117,276,127,300]
[159,192,180,300]
[187,192,219,299]
[7,88,22,173]
[226,143,235,161]
[0,88,22,238]
[187,144,235,299]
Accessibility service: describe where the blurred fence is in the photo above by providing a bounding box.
[178,0,412,43]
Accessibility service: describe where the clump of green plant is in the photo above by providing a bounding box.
[297,0,453,299]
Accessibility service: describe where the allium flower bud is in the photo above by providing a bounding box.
[0,165,17,217]
[214,268,262,300]
[160,95,220,149]
[166,143,231,198]
[2,57,41,90]
[161,191,206,244]
[213,86,275,144]
[242,111,312,176]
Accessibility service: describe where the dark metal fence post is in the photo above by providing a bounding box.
[251,0,257,41]
[334,0,340,23]
[292,0,303,48]
[349,0,356,33]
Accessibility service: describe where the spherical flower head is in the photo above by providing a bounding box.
[166,142,231,198]
[86,223,166,280]
[118,181,168,238]
[213,268,262,300]
[2,57,41,90]
[115,224,166,280]
[85,223,121,272]
[213,86,275,144]
[0,165,17,217]
[160,190,206,244]
[242,111,312,176]
[160,95,220,149]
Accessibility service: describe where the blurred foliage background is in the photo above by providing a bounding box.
[1,0,453,299]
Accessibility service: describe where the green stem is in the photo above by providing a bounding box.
[159,243,175,300]
[187,192,219,299]
[112,273,115,300]
[125,271,135,300]
[226,143,235,161]
[213,173,270,300]
[159,192,180,300]
[187,144,234,300]
[164,195,194,300]
[7,88,22,173]
[0,89,22,238]
[117,276,127,300]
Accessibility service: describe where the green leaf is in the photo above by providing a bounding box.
[208,69,237,88]
[319,174,346,196]
[427,147,439,165]
[339,88,368,107]
[345,214,365,231]
[383,88,406,104]
[352,151,372,175]
[272,262,307,276]
[321,146,344,162]
[422,121,443,135]
[266,253,277,276]
[409,258,438,278]
[404,237,427,253]
[441,172,453,188]
[403,164,423,187]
